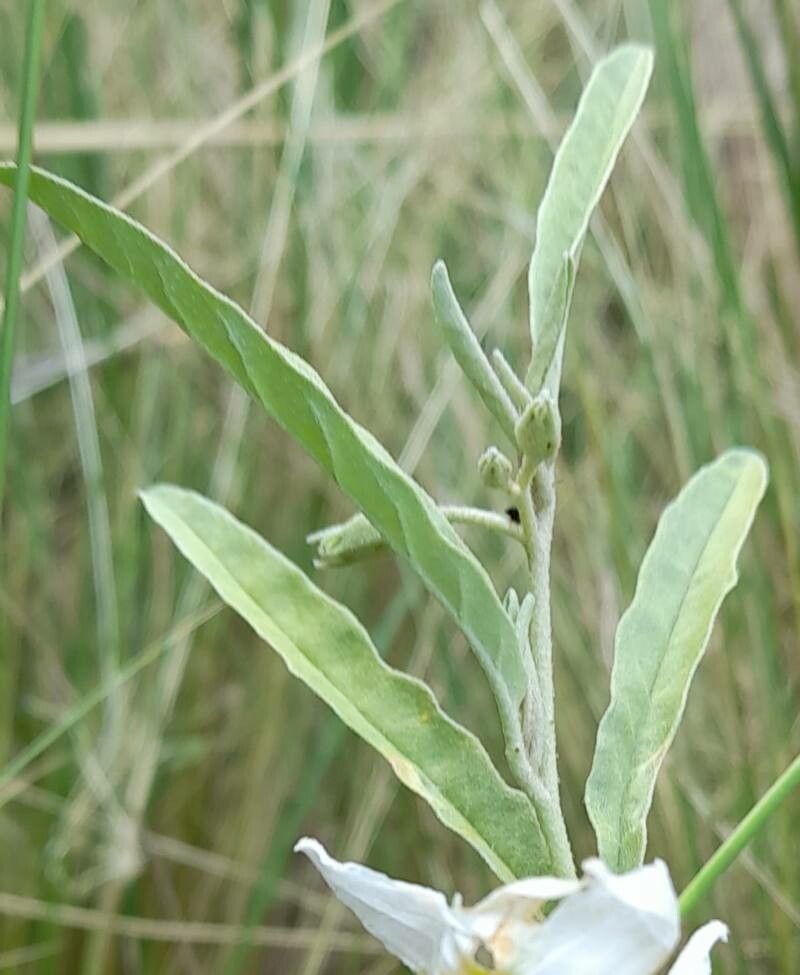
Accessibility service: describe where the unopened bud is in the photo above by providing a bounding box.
[514,392,561,465]
[307,514,383,568]
[478,446,514,491]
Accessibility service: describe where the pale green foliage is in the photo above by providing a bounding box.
[526,44,653,394]
[586,449,768,872]
[431,260,518,440]
[0,41,770,896]
[140,485,550,881]
[0,164,527,722]
[525,255,574,396]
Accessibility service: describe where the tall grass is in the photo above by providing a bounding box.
[0,1,797,972]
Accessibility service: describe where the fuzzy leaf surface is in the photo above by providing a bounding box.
[141,485,549,880]
[585,449,767,871]
[527,44,653,394]
[0,163,526,715]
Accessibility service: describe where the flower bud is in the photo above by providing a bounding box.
[514,392,561,465]
[307,514,383,568]
[478,446,515,491]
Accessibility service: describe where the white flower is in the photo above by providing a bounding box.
[295,838,727,974]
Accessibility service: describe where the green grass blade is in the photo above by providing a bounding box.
[726,0,800,254]
[586,450,768,871]
[0,163,527,727]
[647,1,751,339]
[140,484,550,881]
[679,752,800,917]
[0,0,45,509]
[526,43,652,394]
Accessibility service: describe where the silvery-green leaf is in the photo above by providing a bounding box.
[527,45,653,395]
[586,450,768,871]
[524,255,575,395]
[431,260,518,440]
[0,163,526,720]
[141,485,550,880]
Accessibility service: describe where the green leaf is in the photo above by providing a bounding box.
[0,163,526,721]
[527,44,653,394]
[140,484,549,881]
[524,255,574,395]
[585,449,768,871]
[431,260,518,441]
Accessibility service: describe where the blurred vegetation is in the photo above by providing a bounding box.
[0,0,798,971]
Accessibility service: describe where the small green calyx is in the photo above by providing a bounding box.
[479,446,515,492]
[514,392,561,467]
[307,513,383,568]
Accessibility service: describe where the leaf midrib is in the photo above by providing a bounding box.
[164,502,527,880]
[615,474,739,844]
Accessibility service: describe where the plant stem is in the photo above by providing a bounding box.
[0,0,45,510]
[443,504,524,543]
[679,752,800,917]
[513,455,575,878]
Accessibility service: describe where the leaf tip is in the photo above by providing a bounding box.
[139,482,185,520]
[430,259,450,301]
[722,446,770,496]
[611,41,655,75]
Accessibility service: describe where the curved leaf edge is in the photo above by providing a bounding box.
[585,448,768,870]
[140,483,551,882]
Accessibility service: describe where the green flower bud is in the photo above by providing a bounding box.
[478,446,514,491]
[514,392,561,466]
[307,514,383,568]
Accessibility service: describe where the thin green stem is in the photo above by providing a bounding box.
[443,504,525,543]
[511,454,575,878]
[310,505,526,567]
[0,0,46,509]
[679,752,800,917]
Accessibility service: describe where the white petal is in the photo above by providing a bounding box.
[465,875,582,967]
[295,838,469,973]
[511,858,681,974]
[474,875,583,917]
[668,920,728,975]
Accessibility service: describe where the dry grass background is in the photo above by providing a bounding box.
[0,0,799,971]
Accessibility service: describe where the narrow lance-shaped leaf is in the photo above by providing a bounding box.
[525,254,575,396]
[527,44,653,395]
[0,163,526,723]
[431,260,518,441]
[585,449,768,872]
[141,485,550,881]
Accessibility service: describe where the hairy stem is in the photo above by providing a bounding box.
[512,456,575,877]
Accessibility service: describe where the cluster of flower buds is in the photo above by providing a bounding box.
[479,389,561,500]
